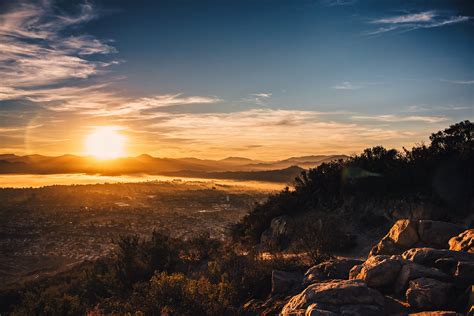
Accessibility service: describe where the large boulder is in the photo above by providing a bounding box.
[402,248,474,267]
[369,236,402,257]
[406,278,454,311]
[453,261,474,286]
[434,258,458,275]
[370,220,419,257]
[370,220,466,257]
[417,221,465,249]
[305,304,337,315]
[349,255,403,288]
[271,270,303,295]
[389,220,420,248]
[281,279,385,316]
[394,262,451,294]
[449,229,474,253]
[304,258,363,285]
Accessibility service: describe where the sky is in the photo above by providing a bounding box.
[0,0,473,160]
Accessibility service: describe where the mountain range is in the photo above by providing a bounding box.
[0,154,347,182]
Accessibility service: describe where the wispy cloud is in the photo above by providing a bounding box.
[320,0,357,7]
[88,94,221,116]
[246,92,272,105]
[352,114,448,123]
[332,81,383,90]
[404,105,470,113]
[0,1,117,96]
[367,11,470,35]
[440,78,474,85]
[333,82,362,90]
[373,11,436,24]
[138,108,416,157]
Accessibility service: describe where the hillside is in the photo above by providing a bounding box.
[1,121,473,315]
[0,154,345,182]
[232,120,474,248]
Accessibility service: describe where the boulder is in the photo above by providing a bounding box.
[453,261,474,286]
[402,248,474,267]
[370,220,467,257]
[304,302,384,315]
[304,258,363,285]
[389,219,420,248]
[434,258,458,275]
[406,278,454,311]
[394,262,451,294]
[449,229,474,253]
[370,220,419,257]
[281,279,385,316]
[385,295,411,315]
[417,221,465,249]
[369,236,404,257]
[338,304,383,315]
[349,255,403,288]
[305,304,337,316]
[271,270,303,295]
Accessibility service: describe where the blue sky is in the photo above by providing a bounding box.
[0,0,473,159]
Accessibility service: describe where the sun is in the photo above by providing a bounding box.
[84,126,127,160]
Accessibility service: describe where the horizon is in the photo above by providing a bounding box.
[1,2,474,313]
[0,0,472,160]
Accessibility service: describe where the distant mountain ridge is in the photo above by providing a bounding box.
[0,154,347,182]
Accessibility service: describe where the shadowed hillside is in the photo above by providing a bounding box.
[232,120,474,248]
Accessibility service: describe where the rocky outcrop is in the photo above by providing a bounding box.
[449,229,474,253]
[406,278,454,310]
[393,262,451,294]
[417,221,466,249]
[370,220,465,257]
[279,220,473,316]
[402,247,474,267]
[349,255,403,288]
[281,279,385,316]
[303,258,363,285]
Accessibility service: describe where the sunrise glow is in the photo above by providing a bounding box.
[84,127,127,160]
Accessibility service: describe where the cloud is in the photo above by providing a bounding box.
[247,92,272,105]
[352,114,448,123]
[320,0,357,6]
[125,108,422,158]
[0,1,117,92]
[373,11,436,24]
[251,93,272,98]
[367,11,470,35]
[332,81,383,90]
[125,94,220,110]
[333,82,362,90]
[440,79,474,85]
[404,105,470,113]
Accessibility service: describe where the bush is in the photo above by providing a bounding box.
[294,215,355,265]
[233,121,474,246]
